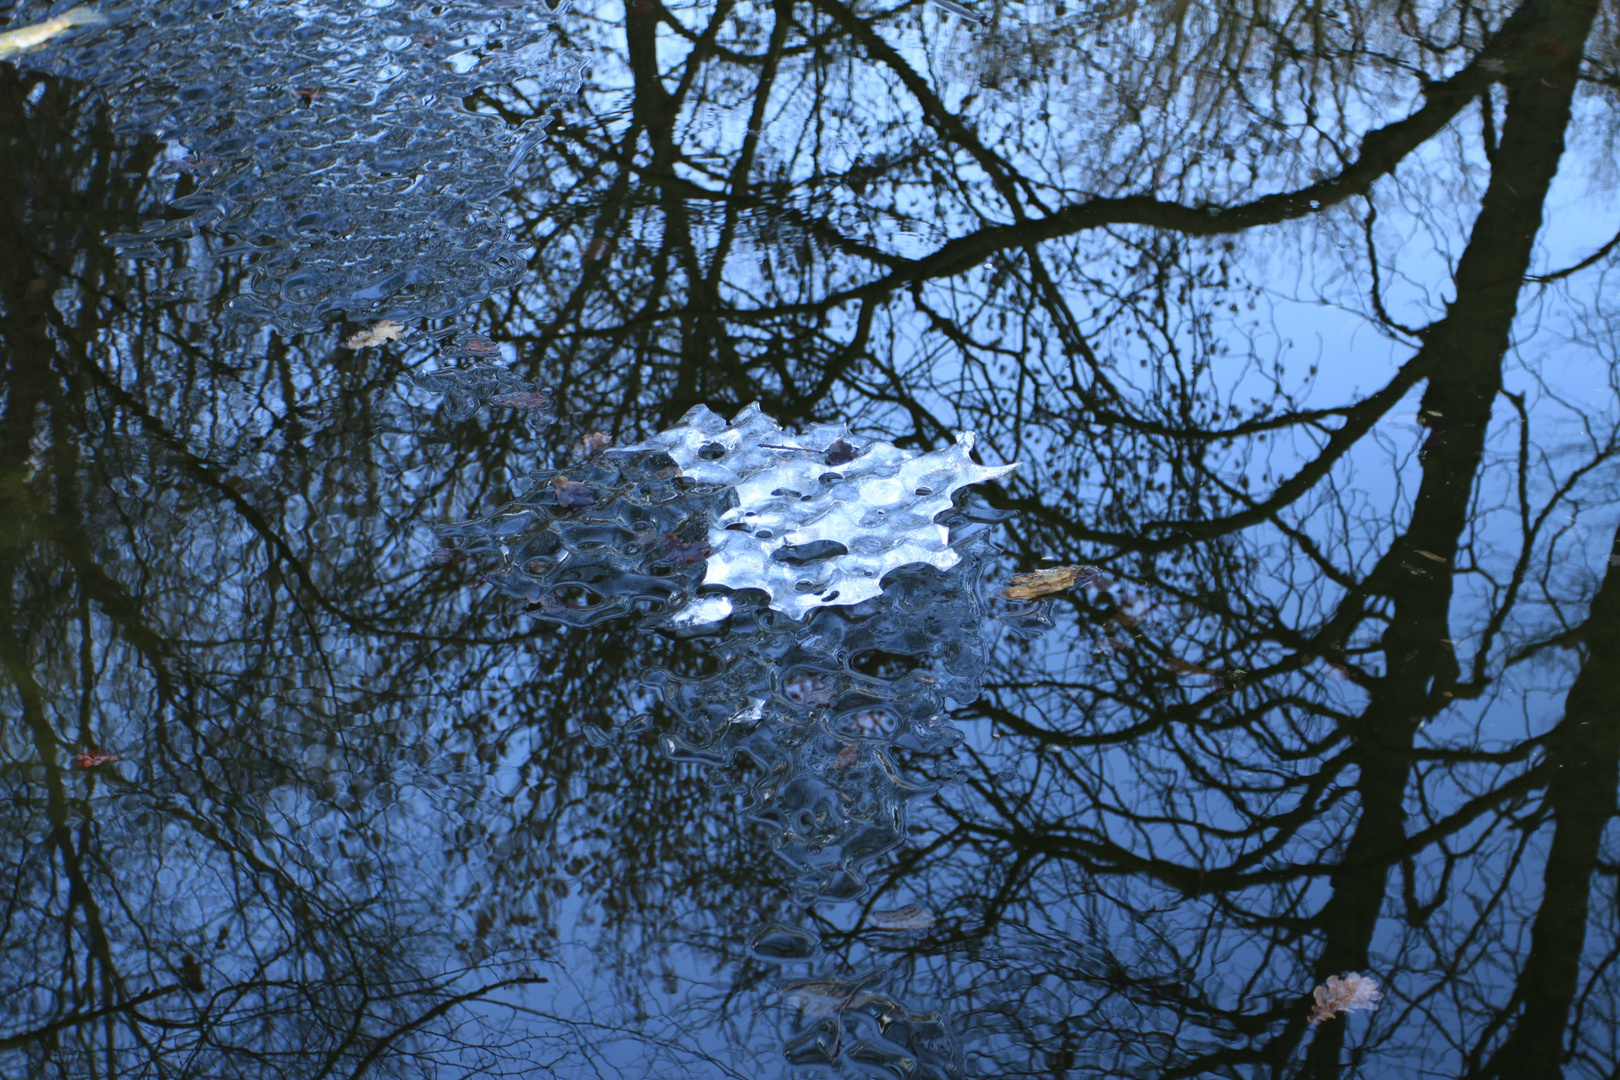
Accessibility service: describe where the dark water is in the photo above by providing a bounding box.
[2,1,1618,1077]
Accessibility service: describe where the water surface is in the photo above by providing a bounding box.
[2,1,1618,1078]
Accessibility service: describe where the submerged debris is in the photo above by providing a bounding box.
[413,366,555,430]
[74,751,123,768]
[866,905,936,931]
[1308,972,1382,1025]
[490,391,552,409]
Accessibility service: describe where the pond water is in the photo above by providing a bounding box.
[2,1,1617,1077]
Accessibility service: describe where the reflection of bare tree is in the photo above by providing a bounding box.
[4,0,1620,1076]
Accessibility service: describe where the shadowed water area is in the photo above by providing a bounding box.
[2,0,1619,1077]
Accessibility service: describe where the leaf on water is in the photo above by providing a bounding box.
[0,6,108,62]
[835,744,858,767]
[574,431,613,459]
[866,905,936,931]
[551,476,596,509]
[1308,972,1382,1026]
[489,391,551,409]
[74,752,122,768]
[1414,549,1448,563]
[344,319,404,349]
[460,337,502,356]
[1000,564,1104,600]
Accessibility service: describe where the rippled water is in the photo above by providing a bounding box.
[2,1,1618,1077]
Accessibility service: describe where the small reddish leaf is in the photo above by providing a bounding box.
[489,391,550,409]
[659,532,710,564]
[460,338,501,356]
[74,752,123,768]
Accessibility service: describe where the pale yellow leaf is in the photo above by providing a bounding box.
[345,319,405,349]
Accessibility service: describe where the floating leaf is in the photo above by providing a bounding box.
[0,6,107,62]
[866,905,936,930]
[1000,564,1104,600]
[459,337,501,356]
[1308,972,1382,1026]
[551,476,596,509]
[575,431,614,459]
[344,319,404,349]
[74,752,123,768]
[1414,549,1448,563]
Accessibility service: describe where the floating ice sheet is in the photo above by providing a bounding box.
[619,404,1017,619]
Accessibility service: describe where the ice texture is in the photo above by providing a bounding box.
[619,404,1018,618]
[6,0,583,330]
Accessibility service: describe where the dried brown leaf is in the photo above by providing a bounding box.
[999,564,1104,600]
[575,431,614,459]
[1308,972,1382,1026]
[551,475,596,509]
